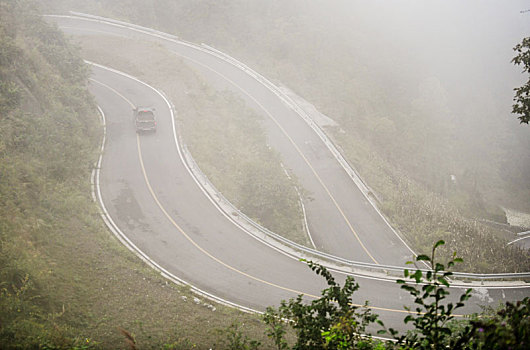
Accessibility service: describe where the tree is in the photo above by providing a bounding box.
[263,260,382,350]
[512,37,530,124]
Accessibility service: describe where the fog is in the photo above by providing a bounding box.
[46,0,530,213]
[4,2,530,347]
[326,0,529,108]
[208,0,530,212]
[296,0,528,120]
[303,1,530,212]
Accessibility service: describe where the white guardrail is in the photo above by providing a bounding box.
[66,12,530,282]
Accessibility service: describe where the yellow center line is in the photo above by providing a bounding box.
[90,77,318,295]
[91,76,460,317]
[170,51,379,264]
[136,133,314,297]
[90,78,136,107]
[137,134,418,315]
[79,21,377,263]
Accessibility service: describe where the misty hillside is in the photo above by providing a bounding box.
[44,0,530,214]
[0,0,98,344]
[42,0,530,270]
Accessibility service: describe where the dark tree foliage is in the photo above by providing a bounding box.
[263,241,529,350]
[470,297,530,350]
[512,37,530,124]
[263,260,382,350]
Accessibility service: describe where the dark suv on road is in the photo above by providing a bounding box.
[134,106,157,133]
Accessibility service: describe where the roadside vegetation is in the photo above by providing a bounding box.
[331,131,529,273]
[42,0,530,273]
[0,1,273,348]
[257,241,530,350]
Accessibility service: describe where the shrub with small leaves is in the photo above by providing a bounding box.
[263,260,382,350]
[468,297,529,350]
[221,322,261,350]
[388,240,472,349]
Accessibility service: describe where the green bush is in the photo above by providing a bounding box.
[468,298,529,350]
[263,260,382,349]
[262,241,529,349]
[390,241,472,349]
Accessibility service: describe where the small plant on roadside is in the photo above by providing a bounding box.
[263,260,382,350]
[263,307,289,350]
[387,240,473,349]
[221,322,261,350]
[468,297,529,349]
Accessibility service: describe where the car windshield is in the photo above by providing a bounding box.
[137,111,154,121]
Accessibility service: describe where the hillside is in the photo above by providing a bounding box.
[42,0,530,272]
[42,0,530,213]
[0,1,267,348]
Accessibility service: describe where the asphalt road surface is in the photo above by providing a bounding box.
[47,14,529,331]
[89,64,528,332]
[53,14,415,266]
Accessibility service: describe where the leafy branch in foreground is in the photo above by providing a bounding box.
[263,260,381,350]
[512,36,530,124]
[390,240,473,349]
[262,240,529,349]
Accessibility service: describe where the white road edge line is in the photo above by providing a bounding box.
[85,63,427,287]
[89,83,395,343]
[508,235,530,245]
[46,14,390,265]
[47,13,530,283]
[91,102,260,315]
[89,63,529,311]
[86,61,311,265]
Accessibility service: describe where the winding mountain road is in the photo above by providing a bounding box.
[53,13,414,266]
[48,14,529,331]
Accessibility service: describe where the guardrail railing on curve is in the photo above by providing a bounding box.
[63,11,530,283]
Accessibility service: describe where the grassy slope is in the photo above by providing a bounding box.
[0,2,272,348]
[329,129,529,272]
